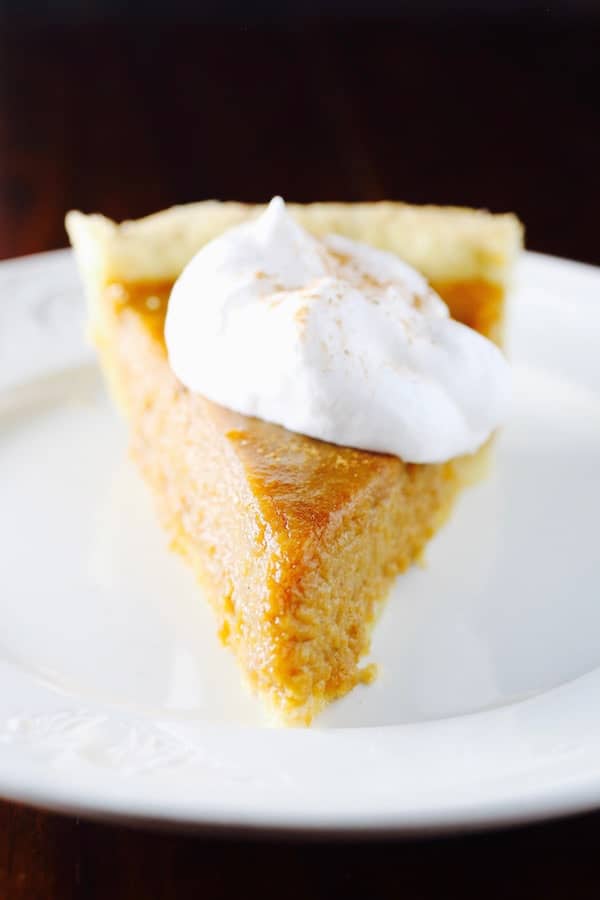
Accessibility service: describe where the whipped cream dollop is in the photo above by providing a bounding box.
[165,197,510,463]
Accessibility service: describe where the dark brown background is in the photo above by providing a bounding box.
[1,9,600,898]
[1,14,599,264]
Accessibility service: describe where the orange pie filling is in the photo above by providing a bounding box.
[94,276,503,723]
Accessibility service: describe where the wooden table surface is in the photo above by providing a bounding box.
[1,15,599,898]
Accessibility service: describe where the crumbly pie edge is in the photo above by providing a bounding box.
[66,200,524,306]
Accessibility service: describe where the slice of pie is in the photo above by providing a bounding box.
[66,201,522,725]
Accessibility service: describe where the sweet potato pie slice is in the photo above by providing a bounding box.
[66,201,522,724]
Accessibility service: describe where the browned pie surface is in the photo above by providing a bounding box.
[111,275,501,548]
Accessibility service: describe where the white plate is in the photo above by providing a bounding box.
[1,248,600,835]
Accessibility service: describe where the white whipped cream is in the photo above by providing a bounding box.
[165,197,510,463]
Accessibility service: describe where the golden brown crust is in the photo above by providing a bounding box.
[66,200,523,294]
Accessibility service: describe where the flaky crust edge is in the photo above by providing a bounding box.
[65,200,523,307]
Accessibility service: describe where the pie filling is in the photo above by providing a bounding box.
[96,275,503,723]
[110,277,504,348]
